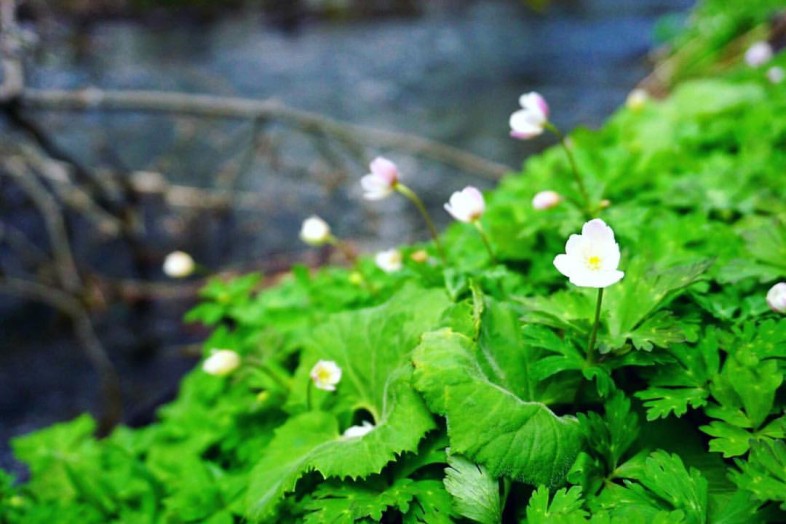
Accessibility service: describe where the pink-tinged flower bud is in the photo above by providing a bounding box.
[553,218,624,289]
[532,190,562,210]
[510,92,549,140]
[163,251,195,278]
[203,349,241,376]
[767,66,785,84]
[361,157,399,200]
[444,186,486,223]
[625,88,649,111]
[375,248,403,273]
[300,215,332,246]
[766,282,786,313]
[310,360,342,391]
[745,41,773,67]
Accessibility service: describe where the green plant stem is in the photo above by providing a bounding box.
[586,288,604,363]
[306,380,314,411]
[395,183,446,263]
[545,122,592,217]
[257,361,291,392]
[473,221,497,264]
[328,236,357,264]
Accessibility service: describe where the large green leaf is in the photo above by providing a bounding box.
[413,329,582,486]
[247,286,450,521]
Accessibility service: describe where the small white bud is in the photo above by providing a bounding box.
[767,66,784,84]
[300,216,332,246]
[375,249,403,273]
[766,282,786,313]
[532,190,562,210]
[625,88,649,111]
[342,421,375,439]
[163,251,195,278]
[745,41,773,67]
[203,349,241,376]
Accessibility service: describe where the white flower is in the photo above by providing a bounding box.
[310,360,342,391]
[532,190,562,210]
[203,349,241,376]
[163,251,195,278]
[361,157,399,200]
[444,186,486,223]
[510,92,549,139]
[766,282,786,313]
[553,218,624,288]
[300,215,332,246]
[745,41,773,67]
[767,66,785,84]
[625,88,649,111]
[375,248,403,273]
[342,421,375,439]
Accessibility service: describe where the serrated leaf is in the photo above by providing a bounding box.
[247,366,435,521]
[247,411,339,521]
[617,451,709,524]
[731,439,786,510]
[602,258,712,351]
[636,387,708,420]
[444,454,502,524]
[248,287,450,520]
[700,421,754,458]
[526,486,588,524]
[301,478,417,523]
[634,330,720,421]
[413,329,582,486]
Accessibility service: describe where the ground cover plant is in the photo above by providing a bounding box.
[3,0,786,522]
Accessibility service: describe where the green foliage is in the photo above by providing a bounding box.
[443,454,502,524]
[7,0,786,521]
[413,328,582,487]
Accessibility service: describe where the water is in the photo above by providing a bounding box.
[2,0,693,474]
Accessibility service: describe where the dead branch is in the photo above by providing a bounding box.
[0,276,123,434]
[19,88,513,180]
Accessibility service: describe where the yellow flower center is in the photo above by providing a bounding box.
[316,369,331,382]
[587,255,602,270]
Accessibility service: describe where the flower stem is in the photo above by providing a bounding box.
[328,236,357,264]
[395,183,446,263]
[545,122,592,217]
[473,221,497,264]
[306,380,314,411]
[586,288,604,363]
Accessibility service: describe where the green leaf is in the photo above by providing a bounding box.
[248,286,450,520]
[247,366,436,521]
[444,454,502,524]
[525,486,588,524]
[731,439,786,510]
[413,329,582,486]
[635,330,720,421]
[617,451,709,524]
[247,411,339,522]
[635,387,708,420]
[602,258,712,351]
[700,421,756,458]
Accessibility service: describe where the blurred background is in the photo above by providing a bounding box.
[0,0,692,474]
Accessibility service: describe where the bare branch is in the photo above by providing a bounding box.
[3,155,82,292]
[0,0,23,102]
[0,276,123,434]
[20,88,513,180]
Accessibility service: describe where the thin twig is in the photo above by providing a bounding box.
[0,276,123,434]
[20,88,513,180]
